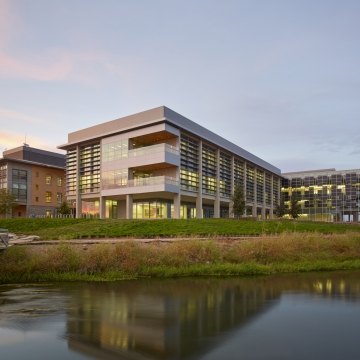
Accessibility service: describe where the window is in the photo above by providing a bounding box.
[57,177,62,186]
[57,192,63,203]
[0,164,7,189]
[35,197,39,202]
[12,169,27,201]
[35,184,39,190]
[45,191,52,203]
[45,175,52,185]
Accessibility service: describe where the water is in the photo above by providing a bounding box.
[1,272,360,360]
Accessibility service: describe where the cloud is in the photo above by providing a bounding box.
[0,0,20,47]
[0,129,64,156]
[0,50,73,81]
[0,106,62,129]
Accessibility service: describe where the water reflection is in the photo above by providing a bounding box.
[1,272,360,360]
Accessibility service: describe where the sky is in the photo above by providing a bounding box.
[0,0,359,173]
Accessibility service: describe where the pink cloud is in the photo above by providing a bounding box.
[0,0,20,47]
[0,50,73,81]
[0,130,61,155]
[0,1,134,84]
[0,107,60,128]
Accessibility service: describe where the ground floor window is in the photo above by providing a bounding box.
[132,200,171,219]
[82,200,99,218]
[180,203,197,219]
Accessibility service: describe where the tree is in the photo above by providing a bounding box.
[0,189,16,218]
[274,198,287,218]
[289,195,301,219]
[231,183,246,219]
[57,201,71,215]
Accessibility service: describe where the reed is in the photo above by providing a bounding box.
[1,232,360,284]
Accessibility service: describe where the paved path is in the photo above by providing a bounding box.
[9,235,265,246]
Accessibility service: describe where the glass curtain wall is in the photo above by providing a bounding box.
[246,166,255,202]
[219,152,231,197]
[12,169,27,201]
[79,143,100,194]
[282,172,360,221]
[0,164,7,189]
[202,145,216,195]
[66,149,77,196]
[180,135,199,192]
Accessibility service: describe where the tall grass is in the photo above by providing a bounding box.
[1,232,360,283]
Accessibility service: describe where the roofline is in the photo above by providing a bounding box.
[0,157,65,170]
[58,106,281,175]
[283,168,360,178]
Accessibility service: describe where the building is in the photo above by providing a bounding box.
[282,168,360,222]
[0,145,66,217]
[58,106,282,219]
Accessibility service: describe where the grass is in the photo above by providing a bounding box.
[0,218,359,240]
[1,232,360,284]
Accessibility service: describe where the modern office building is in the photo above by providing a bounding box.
[58,106,282,219]
[0,145,66,217]
[282,168,360,222]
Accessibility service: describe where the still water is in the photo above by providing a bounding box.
[1,272,360,360]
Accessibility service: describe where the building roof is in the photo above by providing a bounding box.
[2,145,66,169]
[283,168,360,178]
[58,106,281,175]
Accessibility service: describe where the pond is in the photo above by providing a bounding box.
[1,271,360,360]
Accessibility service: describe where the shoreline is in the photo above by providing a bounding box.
[1,232,360,284]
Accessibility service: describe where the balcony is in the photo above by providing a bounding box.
[101,176,179,196]
[129,143,179,157]
[126,143,180,168]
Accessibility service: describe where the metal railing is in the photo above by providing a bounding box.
[0,228,9,248]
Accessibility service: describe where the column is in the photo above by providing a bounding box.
[196,140,203,218]
[99,196,106,219]
[262,171,266,220]
[126,194,133,219]
[244,162,247,216]
[270,174,274,219]
[214,149,220,218]
[252,168,257,218]
[75,145,82,218]
[173,193,181,219]
[229,156,235,218]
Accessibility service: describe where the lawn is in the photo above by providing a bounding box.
[0,218,359,240]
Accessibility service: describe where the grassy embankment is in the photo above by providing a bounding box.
[0,218,359,284]
[1,217,360,239]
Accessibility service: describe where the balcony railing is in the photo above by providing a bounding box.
[102,176,179,190]
[128,143,179,158]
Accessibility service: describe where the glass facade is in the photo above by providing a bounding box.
[0,164,7,189]
[234,159,244,188]
[12,169,27,202]
[63,128,281,220]
[102,169,128,189]
[256,170,264,204]
[180,135,199,192]
[79,143,100,194]
[282,170,360,221]
[219,152,231,197]
[246,166,255,202]
[102,140,128,162]
[66,149,77,196]
[133,200,170,219]
[202,144,217,195]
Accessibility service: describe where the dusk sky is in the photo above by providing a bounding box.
[0,0,359,172]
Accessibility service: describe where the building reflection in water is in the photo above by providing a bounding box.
[65,272,360,360]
